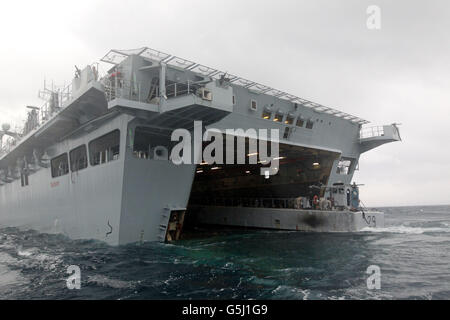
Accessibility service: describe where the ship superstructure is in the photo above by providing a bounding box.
[0,47,401,245]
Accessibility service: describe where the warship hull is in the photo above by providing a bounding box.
[0,47,401,245]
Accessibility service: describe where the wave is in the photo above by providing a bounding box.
[0,252,29,289]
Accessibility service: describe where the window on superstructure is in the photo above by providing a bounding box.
[89,130,120,166]
[285,114,294,125]
[133,126,152,159]
[51,153,69,178]
[232,95,236,105]
[283,127,292,139]
[273,112,283,122]
[296,117,304,127]
[336,159,353,175]
[250,99,257,111]
[70,145,88,172]
[306,119,314,129]
[21,171,29,187]
[262,110,271,120]
[132,126,171,160]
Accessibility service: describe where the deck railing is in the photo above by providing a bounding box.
[165,81,202,98]
[103,78,142,103]
[103,78,202,103]
[101,47,371,125]
[190,196,310,209]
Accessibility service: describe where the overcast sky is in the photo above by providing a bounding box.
[0,0,449,207]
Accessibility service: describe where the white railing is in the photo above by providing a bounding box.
[38,81,74,123]
[360,126,384,139]
[0,63,109,159]
[165,81,202,99]
[103,78,142,102]
[103,78,202,103]
[0,135,20,157]
[0,82,75,158]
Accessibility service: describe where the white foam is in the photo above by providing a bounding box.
[361,225,450,234]
[17,247,38,257]
[271,285,311,300]
[14,247,64,272]
[0,252,29,288]
[87,275,135,289]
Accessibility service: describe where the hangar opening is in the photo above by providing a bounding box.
[183,134,341,234]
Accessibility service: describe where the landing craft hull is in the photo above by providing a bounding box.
[190,206,384,232]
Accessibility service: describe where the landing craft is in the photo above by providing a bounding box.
[0,47,401,245]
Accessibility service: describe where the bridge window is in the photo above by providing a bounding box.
[51,153,69,178]
[306,119,314,129]
[70,145,88,172]
[89,130,120,166]
[336,158,353,175]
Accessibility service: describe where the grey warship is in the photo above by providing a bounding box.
[0,47,401,245]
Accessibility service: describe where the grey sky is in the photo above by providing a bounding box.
[1,0,449,206]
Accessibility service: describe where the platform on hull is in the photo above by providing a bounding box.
[189,205,384,232]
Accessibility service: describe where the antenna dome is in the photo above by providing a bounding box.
[1,123,11,132]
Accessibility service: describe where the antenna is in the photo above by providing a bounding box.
[75,65,81,78]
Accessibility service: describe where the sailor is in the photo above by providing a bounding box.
[320,198,332,210]
[92,66,99,81]
[312,195,320,210]
[294,196,302,209]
